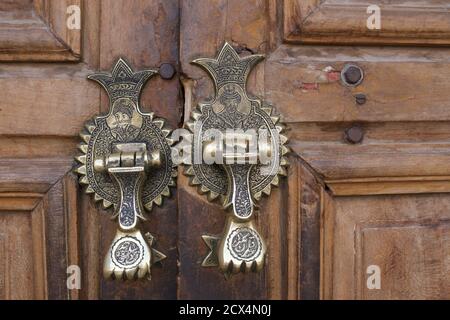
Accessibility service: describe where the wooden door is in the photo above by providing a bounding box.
[179,0,450,300]
[2,0,449,300]
[0,0,180,299]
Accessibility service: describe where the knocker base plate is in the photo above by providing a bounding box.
[185,42,289,276]
[74,58,176,281]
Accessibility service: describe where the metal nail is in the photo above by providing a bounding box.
[159,63,176,80]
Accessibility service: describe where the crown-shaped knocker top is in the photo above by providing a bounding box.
[74,58,176,280]
[192,42,264,90]
[88,58,156,103]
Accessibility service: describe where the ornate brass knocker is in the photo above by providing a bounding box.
[74,59,176,280]
[183,43,289,275]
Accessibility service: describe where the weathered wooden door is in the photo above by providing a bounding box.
[178,0,450,300]
[0,0,180,299]
[1,0,449,300]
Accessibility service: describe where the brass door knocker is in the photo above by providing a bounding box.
[74,59,176,280]
[183,43,289,275]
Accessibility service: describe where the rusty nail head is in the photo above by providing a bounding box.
[355,93,367,105]
[159,63,176,80]
[344,126,364,144]
[341,64,364,86]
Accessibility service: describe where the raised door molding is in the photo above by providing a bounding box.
[0,0,81,61]
[0,159,78,299]
[284,0,450,45]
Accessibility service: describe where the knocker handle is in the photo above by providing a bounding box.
[224,164,255,220]
[93,143,161,230]
[108,167,146,230]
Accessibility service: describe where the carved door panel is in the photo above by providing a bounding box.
[0,0,180,299]
[179,1,450,299]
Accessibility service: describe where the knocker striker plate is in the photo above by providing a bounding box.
[183,42,289,275]
[74,58,176,280]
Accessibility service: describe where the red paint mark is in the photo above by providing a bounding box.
[300,83,319,90]
[327,71,340,82]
